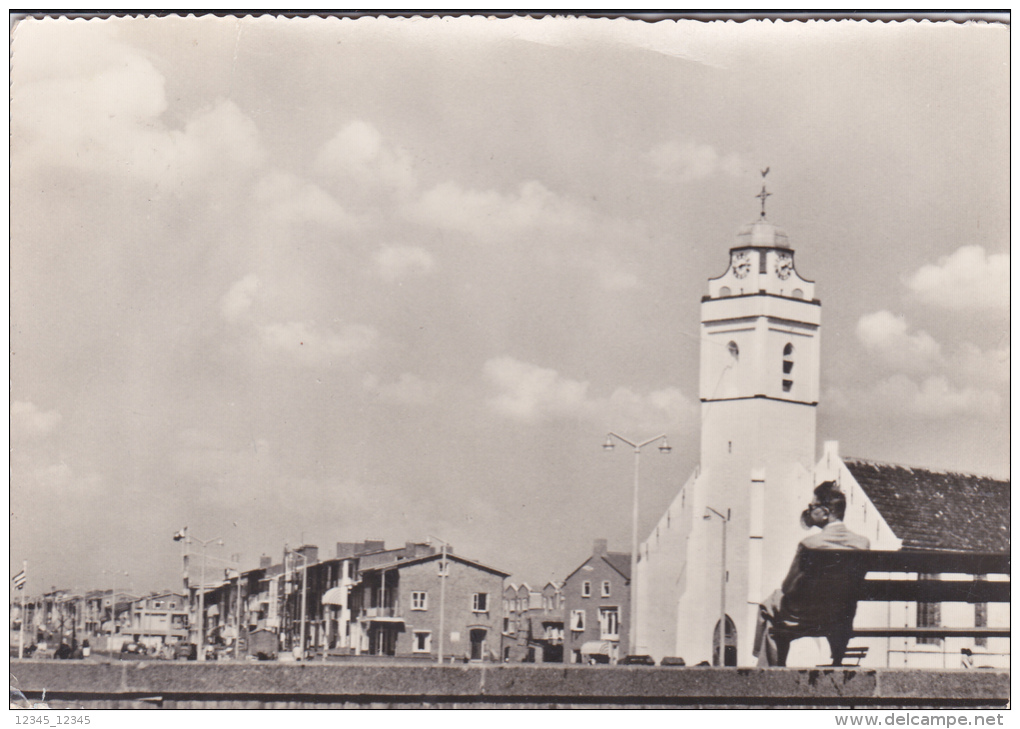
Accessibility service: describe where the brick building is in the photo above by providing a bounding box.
[562,539,630,664]
[355,551,508,661]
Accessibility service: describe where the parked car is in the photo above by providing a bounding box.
[660,656,686,667]
[619,654,656,666]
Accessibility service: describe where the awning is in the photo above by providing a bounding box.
[206,605,219,617]
[580,640,613,656]
[366,616,404,624]
[321,587,346,606]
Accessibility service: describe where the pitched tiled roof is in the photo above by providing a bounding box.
[604,552,631,580]
[844,458,1010,552]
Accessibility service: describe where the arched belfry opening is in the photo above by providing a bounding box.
[712,615,737,666]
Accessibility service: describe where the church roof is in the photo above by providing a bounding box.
[843,458,1010,553]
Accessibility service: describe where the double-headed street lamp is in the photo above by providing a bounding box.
[174,529,223,662]
[703,506,730,666]
[603,432,671,657]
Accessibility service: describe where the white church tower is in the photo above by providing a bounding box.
[637,180,823,666]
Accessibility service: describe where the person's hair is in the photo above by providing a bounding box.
[813,480,847,519]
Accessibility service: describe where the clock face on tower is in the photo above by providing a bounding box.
[775,252,793,280]
[732,251,751,279]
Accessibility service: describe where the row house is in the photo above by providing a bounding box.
[196,539,510,662]
[502,582,564,663]
[122,592,189,648]
[562,539,631,664]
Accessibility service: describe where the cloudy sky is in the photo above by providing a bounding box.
[10,16,1009,594]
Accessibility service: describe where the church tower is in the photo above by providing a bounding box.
[636,180,822,666]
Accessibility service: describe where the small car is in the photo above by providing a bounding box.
[619,654,656,666]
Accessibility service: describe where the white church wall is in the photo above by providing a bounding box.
[636,466,700,660]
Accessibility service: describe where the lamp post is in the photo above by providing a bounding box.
[703,506,730,666]
[101,569,130,640]
[174,532,223,662]
[427,535,450,665]
[602,432,671,657]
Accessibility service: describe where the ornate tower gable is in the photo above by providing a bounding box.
[699,206,821,408]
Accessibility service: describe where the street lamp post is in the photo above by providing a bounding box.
[704,506,730,666]
[174,533,223,662]
[603,432,671,657]
[101,568,130,641]
[427,536,450,665]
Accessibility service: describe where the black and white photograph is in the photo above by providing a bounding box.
[9,12,1009,714]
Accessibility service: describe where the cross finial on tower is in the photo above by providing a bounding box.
[756,167,771,219]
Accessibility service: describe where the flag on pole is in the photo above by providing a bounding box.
[12,568,26,590]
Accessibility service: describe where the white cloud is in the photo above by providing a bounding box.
[950,342,1010,386]
[408,180,559,239]
[589,250,641,291]
[407,179,643,252]
[856,310,942,374]
[866,374,1001,419]
[374,245,436,282]
[11,400,62,437]
[483,356,693,429]
[644,139,745,183]
[484,357,590,421]
[316,120,416,194]
[261,320,378,366]
[904,245,1009,311]
[256,171,358,229]
[13,40,264,190]
[363,372,439,405]
[220,274,261,322]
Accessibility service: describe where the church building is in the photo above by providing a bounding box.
[635,189,1009,668]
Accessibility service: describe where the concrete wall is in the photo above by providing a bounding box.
[9,661,1008,709]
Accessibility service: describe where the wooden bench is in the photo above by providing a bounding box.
[800,549,1010,642]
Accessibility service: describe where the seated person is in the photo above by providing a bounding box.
[754,481,870,667]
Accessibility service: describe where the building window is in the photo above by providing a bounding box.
[719,286,731,297]
[413,631,432,653]
[411,591,428,610]
[782,343,795,393]
[599,608,620,639]
[791,288,804,299]
[601,581,611,598]
[570,609,585,632]
[472,593,488,613]
[727,341,739,360]
[917,574,942,645]
[581,581,591,598]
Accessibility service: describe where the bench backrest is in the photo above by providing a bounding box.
[800,549,1010,604]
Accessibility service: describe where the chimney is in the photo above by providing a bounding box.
[593,538,609,557]
[359,540,386,554]
[259,554,272,569]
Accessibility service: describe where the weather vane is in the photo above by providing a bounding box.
[756,167,771,219]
